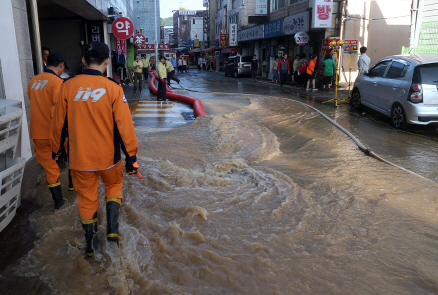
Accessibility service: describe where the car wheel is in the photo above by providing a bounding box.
[391,103,408,130]
[234,71,238,78]
[351,89,361,109]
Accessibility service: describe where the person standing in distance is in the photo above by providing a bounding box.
[51,41,139,258]
[358,46,371,75]
[277,53,290,89]
[250,55,259,81]
[41,47,50,72]
[28,52,68,211]
[157,56,168,101]
[166,57,180,86]
[133,54,143,90]
[141,54,150,82]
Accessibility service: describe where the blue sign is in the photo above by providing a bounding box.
[264,19,282,38]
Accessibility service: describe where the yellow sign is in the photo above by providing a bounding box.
[194,39,200,47]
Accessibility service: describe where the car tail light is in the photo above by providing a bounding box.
[412,84,422,91]
[410,92,422,103]
[238,62,241,67]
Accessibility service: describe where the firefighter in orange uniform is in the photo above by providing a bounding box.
[51,42,139,258]
[28,52,69,210]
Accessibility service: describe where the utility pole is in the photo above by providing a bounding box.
[154,0,159,68]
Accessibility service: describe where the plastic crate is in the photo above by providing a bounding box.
[0,155,25,232]
[0,100,22,155]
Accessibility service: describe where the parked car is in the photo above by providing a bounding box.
[224,55,252,78]
[352,53,438,129]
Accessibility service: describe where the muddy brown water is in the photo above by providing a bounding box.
[12,96,438,294]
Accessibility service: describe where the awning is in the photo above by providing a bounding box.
[221,47,238,54]
[188,48,202,53]
[165,50,176,53]
[185,40,194,45]
[203,46,220,53]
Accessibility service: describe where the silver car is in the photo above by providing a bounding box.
[224,55,252,77]
[351,53,438,129]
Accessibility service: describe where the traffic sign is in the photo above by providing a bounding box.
[133,34,146,47]
[112,17,134,40]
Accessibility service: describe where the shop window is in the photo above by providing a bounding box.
[272,0,285,11]
[193,19,196,25]
[229,14,238,24]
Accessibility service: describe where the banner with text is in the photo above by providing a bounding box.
[312,0,333,28]
[220,28,227,48]
[229,24,237,46]
[264,19,282,39]
[283,11,309,35]
[237,26,264,42]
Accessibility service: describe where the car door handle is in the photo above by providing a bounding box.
[392,86,398,89]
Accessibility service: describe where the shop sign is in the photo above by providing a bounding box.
[133,34,146,47]
[220,28,227,48]
[203,0,208,7]
[115,38,126,54]
[238,26,264,42]
[294,32,309,46]
[312,0,333,28]
[164,29,170,44]
[194,39,200,47]
[227,0,232,11]
[255,0,268,15]
[283,11,309,35]
[179,10,196,15]
[344,40,358,53]
[264,19,282,39]
[138,44,171,50]
[229,24,237,46]
[112,17,134,39]
[87,21,104,43]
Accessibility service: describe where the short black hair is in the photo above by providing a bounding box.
[135,54,140,59]
[295,54,300,58]
[360,46,367,54]
[324,54,332,60]
[253,54,256,57]
[42,47,50,53]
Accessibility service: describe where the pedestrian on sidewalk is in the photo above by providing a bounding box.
[171,57,177,69]
[150,56,156,70]
[202,57,206,70]
[177,58,183,73]
[272,57,279,83]
[133,54,143,90]
[358,46,371,75]
[250,55,259,81]
[198,57,202,70]
[41,47,50,72]
[141,54,149,82]
[278,53,290,88]
[182,57,188,73]
[293,54,300,84]
[299,53,309,87]
[166,58,180,86]
[157,56,168,101]
[306,54,318,91]
[322,53,336,91]
[51,41,139,258]
[28,52,69,211]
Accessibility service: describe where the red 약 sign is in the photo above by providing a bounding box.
[112,17,134,40]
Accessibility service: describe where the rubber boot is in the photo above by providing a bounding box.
[82,213,98,258]
[106,199,121,242]
[48,182,65,210]
[68,169,75,191]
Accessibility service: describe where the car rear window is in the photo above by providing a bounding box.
[241,56,252,62]
[412,64,438,86]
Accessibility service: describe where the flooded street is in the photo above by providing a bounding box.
[4,72,438,294]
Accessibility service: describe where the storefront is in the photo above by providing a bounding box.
[237,26,264,75]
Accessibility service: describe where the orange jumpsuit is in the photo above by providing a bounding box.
[28,69,63,185]
[51,69,138,221]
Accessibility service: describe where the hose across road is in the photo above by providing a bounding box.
[148,71,207,117]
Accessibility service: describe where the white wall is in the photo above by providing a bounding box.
[0,0,32,160]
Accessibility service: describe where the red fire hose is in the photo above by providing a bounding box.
[149,71,207,117]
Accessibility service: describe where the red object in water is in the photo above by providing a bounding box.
[148,71,207,117]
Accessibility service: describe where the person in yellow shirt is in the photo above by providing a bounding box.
[165,59,180,86]
[132,54,143,90]
[28,52,69,211]
[141,54,150,82]
[182,57,188,73]
[157,56,167,101]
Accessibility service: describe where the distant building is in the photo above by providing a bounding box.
[190,17,204,42]
[136,0,160,44]
[173,9,204,45]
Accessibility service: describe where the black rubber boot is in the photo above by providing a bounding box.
[48,182,65,210]
[106,199,121,242]
[82,213,98,258]
[68,169,75,191]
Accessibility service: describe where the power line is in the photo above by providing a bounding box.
[346,14,411,21]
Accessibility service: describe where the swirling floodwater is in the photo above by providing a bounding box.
[14,96,438,294]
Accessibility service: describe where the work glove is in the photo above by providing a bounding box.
[125,161,139,176]
[161,79,165,84]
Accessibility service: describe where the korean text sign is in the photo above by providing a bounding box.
[312,0,333,28]
[220,28,227,48]
[112,17,134,39]
[229,24,237,46]
[115,38,126,54]
[133,34,146,47]
[255,0,267,15]
[264,19,282,39]
[283,11,309,35]
[237,26,264,42]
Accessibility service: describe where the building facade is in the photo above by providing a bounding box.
[173,9,205,45]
